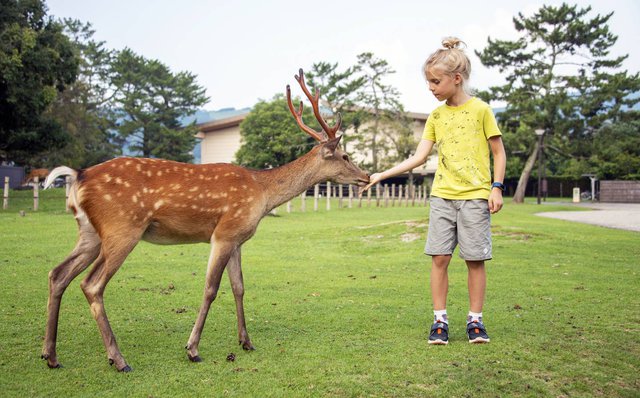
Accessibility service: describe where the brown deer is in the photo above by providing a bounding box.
[41,69,369,372]
[23,168,50,187]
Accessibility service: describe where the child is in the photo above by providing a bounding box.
[364,37,506,344]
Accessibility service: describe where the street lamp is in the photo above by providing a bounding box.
[535,129,545,205]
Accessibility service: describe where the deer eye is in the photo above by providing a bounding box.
[342,154,350,162]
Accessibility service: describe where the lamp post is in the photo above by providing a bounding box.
[535,129,545,205]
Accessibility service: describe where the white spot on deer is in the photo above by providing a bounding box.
[157,171,163,177]
[222,205,229,212]
[124,182,131,188]
[191,205,198,210]
[230,187,238,192]
[189,186,199,192]
[103,174,112,183]
[104,194,112,201]
[246,197,254,202]
[233,209,243,218]
[171,184,181,190]
[140,201,145,208]
[132,195,138,203]
[153,200,165,210]
[146,171,152,177]
[125,160,132,166]
[214,175,219,180]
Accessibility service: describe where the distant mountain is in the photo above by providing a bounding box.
[181,107,252,126]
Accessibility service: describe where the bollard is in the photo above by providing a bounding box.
[314,184,319,211]
[3,176,9,210]
[33,176,39,211]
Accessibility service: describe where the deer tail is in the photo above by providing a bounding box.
[44,166,78,189]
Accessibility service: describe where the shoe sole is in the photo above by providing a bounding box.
[428,339,449,345]
[468,337,490,344]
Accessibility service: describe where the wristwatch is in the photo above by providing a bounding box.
[491,182,505,191]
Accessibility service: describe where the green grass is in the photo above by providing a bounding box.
[1,189,638,397]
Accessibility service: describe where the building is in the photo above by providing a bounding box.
[195,110,437,182]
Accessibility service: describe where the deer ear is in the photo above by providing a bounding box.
[321,136,342,158]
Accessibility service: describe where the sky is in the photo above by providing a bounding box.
[46,0,640,114]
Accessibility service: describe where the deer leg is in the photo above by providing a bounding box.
[42,226,101,369]
[226,247,255,351]
[186,239,236,362]
[80,235,140,372]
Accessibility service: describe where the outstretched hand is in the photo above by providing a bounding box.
[359,173,383,197]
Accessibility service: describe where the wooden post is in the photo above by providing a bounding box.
[3,176,9,210]
[404,185,409,207]
[314,184,319,211]
[384,184,389,207]
[338,184,343,209]
[65,176,71,212]
[348,184,353,208]
[366,186,371,207]
[301,191,306,212]
[391,184,396,207]
[411,185,416,206]
[33,176,39,211]
[286,200,292,213]
[326,181,331,211]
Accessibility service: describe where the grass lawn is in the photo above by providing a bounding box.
[0,189,638,397]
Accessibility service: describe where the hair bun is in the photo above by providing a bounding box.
[442,37,466,50]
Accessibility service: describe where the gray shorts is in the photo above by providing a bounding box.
[425,197,492,261]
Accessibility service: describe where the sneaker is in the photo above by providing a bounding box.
[428,321,449,345]
[467,321,490,343]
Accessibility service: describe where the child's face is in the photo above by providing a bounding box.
[426,66,462,102]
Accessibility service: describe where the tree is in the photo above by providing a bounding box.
[476,3,640,202]
[110,48,209,162]
[589,112,640,180]
[39,19,120,168]
[235,94,318,169]
[305,62,365,154]
[354,52,407,173]
[0,0,79,165]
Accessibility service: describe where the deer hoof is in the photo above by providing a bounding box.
[188,354,202,363]
[119,365,132,372]
[47,362,63,369]
[241,342,256,351]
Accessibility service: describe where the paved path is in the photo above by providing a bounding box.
[536,202,640,232]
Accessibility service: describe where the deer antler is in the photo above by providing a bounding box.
[286,68,342,142]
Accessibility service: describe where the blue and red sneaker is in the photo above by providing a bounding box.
[428,322,449,345]
[467,321,490,344]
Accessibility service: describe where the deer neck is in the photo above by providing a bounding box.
[256,148,326,212]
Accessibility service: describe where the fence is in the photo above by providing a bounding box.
[2,176,429,213]
[2,176,71,212]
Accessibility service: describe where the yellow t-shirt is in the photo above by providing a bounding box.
[422,97,501,200]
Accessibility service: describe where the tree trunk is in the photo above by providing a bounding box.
[512,140,541,203]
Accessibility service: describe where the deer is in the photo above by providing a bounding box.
[41,69,370,372]
[23,168,50,187]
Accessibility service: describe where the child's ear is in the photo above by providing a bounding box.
[321,136,342,158]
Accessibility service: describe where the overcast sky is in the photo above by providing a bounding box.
[46,0,640,114]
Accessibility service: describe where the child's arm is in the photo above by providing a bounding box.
[488,136,507,214]
[363,139,435,192]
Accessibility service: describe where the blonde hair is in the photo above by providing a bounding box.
[423,37,472,93]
